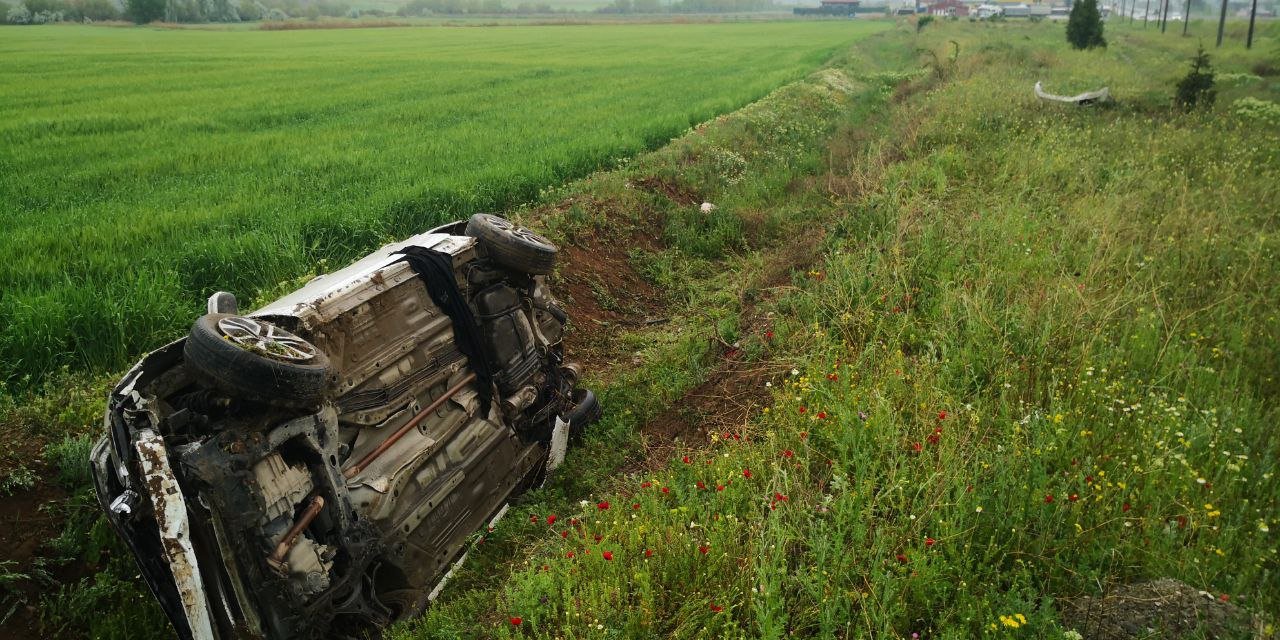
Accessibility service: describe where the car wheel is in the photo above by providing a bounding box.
[564,388,601,441]
[465,213,557,275]
[183,314,330,409]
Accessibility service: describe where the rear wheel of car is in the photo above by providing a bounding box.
[465,213,557,275]
[183,314,331,409]
[564,388,601,441]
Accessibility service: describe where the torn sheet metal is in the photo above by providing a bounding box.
[1035,81,1110,105]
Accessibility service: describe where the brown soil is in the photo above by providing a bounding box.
[0,459,69,640]
[628,346,781,475]
[1059,579,1259,640]
[626,225,827,470]
[632,176,700,207]
[554,226,668,379]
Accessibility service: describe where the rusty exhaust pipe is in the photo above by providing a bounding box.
[268,494,325,568]
[342,372,477,480]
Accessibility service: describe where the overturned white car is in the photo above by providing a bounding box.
[90,214,600,639]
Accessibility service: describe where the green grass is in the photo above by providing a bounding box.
[6,17,1279,640]
[384,20,1280,639]
[0,20,885,389]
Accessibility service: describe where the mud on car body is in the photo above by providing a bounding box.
[90,214,601,640]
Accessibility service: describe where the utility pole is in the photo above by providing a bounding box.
[1182,0,1191,34]
[1246,0,1258,47]
[1216,0,1227,46]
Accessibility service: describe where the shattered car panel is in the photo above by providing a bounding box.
[90,216,600,639]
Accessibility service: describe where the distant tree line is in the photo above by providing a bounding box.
[1,0,775,22]
[395,0,775,15]
[596,0,775,13]
[1,0,370,23]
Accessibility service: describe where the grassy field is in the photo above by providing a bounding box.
[0,20,883,389]
[2,15,1278,640]
[378,20,1280,639]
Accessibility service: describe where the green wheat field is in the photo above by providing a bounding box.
[0,21,883,387]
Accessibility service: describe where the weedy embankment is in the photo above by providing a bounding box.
[0,23,899,640]
[394,21,1279,639]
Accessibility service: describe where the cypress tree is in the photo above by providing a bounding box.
[1066,0,1107,49]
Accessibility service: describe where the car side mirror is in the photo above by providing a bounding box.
[207,291,238,315]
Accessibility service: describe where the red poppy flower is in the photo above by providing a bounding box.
[1122,502,1132,512]
[570,518,580,526]
[926,433,940,445]
[530,515,539,523]
[722,431,731,440]
[1219,594,1229,602]
[1086,475,1093,484]
[925,537,936,547]
[509,616,522,625]
[896,553,908,563]
[798,406,807,414]
[632,503,641,510]
[827,373,838,382]
[602,550,613,561]
[1044,494,1054,504]
[661,487,670,494]
[593,534,602,542]
[566,551,575,558]
[765,330,774,340]
[742,468,752,479]
[546,514,557,525]
[682,456,691,464]
[644,549,653,558]
[817,411,827,420]
[938,410,948,420]
[640,481,652,489]
[696,481,706,490]
[911,442,923,453]
[782,450,794,458]
[699,545,710,555]
[774,492,788,502]
[716,484,725,492]
[597,501,610,510]
[710,603,723,613]
[1069,493,1079,502]
[560,530,569,538]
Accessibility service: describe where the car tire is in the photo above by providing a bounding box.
[564,388,601,441]
[183,314,331,409]
[465,213,557,275]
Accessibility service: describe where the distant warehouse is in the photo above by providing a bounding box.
[794,0,864,15]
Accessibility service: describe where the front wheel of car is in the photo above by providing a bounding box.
[183,314,331,409]
[465,213,557,275]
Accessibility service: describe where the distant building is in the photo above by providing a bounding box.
[928,0,970,15]
[794,0,862,14]
[1001,2,1032,16]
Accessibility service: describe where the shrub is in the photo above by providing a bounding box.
[1066,0,1106,49]
[1174,46,1216,111]
[916,14,934,32]
[6,3,30,20]
[1231,96,1280,125]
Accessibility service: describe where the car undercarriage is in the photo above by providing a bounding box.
[90,214,600,640]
